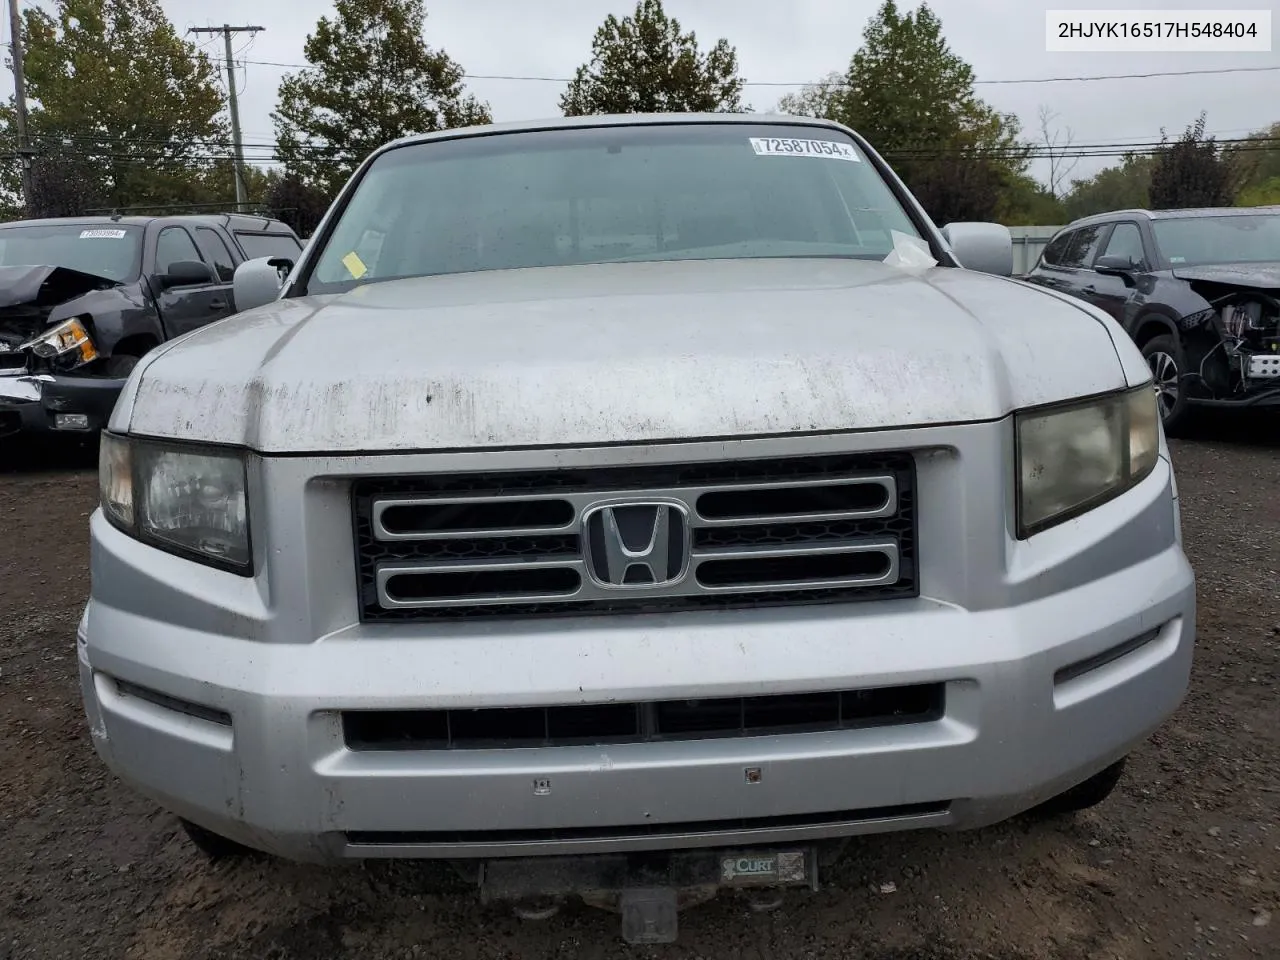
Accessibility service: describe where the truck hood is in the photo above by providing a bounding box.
[120,258,1131,453]
[0,264,121,348]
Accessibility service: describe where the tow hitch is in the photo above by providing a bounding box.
[477,846,821,944]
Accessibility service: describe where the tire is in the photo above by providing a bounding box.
[179,818,254,861]
[1140,335,1194,437]
[104,354,140,378]
[1032,758,1127,817]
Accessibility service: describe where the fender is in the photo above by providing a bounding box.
[39,284,163,356]
[1125,308,1180,347]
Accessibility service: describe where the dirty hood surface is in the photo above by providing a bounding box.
[123,257,1129,453]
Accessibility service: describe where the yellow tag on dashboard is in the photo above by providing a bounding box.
[342,251,367,279]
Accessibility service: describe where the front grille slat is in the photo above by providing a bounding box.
[353,452,918,622]
[342,682,945,751]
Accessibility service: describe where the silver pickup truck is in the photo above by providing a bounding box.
[81,114,1195,944]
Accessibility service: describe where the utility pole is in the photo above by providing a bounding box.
[189,24,263,209]
[8,0,34,210]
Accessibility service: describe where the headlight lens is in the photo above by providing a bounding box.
[21,316,98,365]
[99,433,251,573]
[1016,384,1160,537]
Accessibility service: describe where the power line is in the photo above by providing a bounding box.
[224,58,1280,87]
[188,24,263,207]
[8,140,1280,170]
[1,38,1277,89]
[18,129,1280,156]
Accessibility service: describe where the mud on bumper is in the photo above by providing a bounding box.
[0,374,127,438]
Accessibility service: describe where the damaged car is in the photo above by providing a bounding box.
[0,214,302,441]
[80,114,1195,944]
[1025,207,1280,435]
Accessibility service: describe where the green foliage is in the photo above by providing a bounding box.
[782,1,1027,223]
[776,72,844,120]
[0,0,229,213]
[1062,154,1153,220]
[262,171,333,237]
[560,0,746,116]
[1237,176,1280,207]
[1225,121,1280,205]
[998,174,1068,226]
[1149,113,1234,209]
[273,0,492,196]
[26,144,107,218]
[201,160,274,208]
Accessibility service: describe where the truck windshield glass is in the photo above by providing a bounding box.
[1152,214,1280,267]
[0,223,142,282]
[306,123,924,293]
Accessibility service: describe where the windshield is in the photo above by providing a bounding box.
[0,223,142,282]
[305,123,924,293]
[1152,214,1280,268]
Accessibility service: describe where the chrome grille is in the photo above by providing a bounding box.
[352,452,917,622]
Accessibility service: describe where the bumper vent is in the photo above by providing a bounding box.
[352,452,918,622]
[342,682,944,751]
[343,802,952,848]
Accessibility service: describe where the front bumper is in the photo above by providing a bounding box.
[0,372,127,438]
[77,436,1196,864]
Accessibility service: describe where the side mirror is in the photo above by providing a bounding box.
[232,256,290,312]
[940,222,1013,277]
[158,259,215,289]
[1094,254,1141,287]
[1095,254,1139,274]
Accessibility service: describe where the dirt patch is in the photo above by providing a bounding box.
[0,433,1276,960]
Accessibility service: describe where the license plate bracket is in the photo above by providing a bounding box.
[719,849,810,887]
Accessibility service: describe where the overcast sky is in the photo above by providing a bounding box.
[14,0,1280,189]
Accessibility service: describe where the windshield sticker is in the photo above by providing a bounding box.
[749,137,860,162]
[341,251,368,279]
[79,229,127,239]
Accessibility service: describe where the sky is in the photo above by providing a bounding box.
[10,0,1280,191]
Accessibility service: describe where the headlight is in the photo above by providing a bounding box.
[1016,384,1160,538]
[99,432,252,574]
[21,316,98,365]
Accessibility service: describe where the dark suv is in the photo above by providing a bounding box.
[0,212,302,440]
[1025,207,1280,434]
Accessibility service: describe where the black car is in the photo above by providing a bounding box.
[1024,206,1280,434]
[0,213,303,440]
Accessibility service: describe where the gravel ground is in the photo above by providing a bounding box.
[1,427,1277,960]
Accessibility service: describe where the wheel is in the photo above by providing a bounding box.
[179,818,254,861]
[1032,758,1127,817]
[1140,335,1194,437]
[104,354,140,378]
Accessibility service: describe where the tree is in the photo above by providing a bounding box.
[26,144,106,218]
[273,0,492,196]
[1149,113,1234,209]
[998,173,1068,226]
[1237,176,1280,207]
[0,0,229,213]
[908,149,1007,225]
[782,1,1026,219]
[1063,153,1153,219]
[198,160,273,208]
[560,0,747,116]
[262,172,333,237]
[1037,106,1079,201]
[1224,120,1280,205]
[776,71,844,120]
